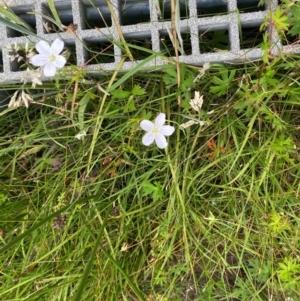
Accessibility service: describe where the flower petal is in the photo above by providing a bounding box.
[43,62,56,77]
[159,125,175,136]
[54,55,66,68]
[155,134,168,149]
[51,38,64,55]
[142,132,155,146]
[154,113,166,128]
[36,40,51,54]
[31,54,49,66]
[140,120,154,132]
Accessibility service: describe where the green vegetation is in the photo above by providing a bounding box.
[0,0,300,300]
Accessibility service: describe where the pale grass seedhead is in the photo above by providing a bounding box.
[180,119,206,129]
[6,42,35,65]
[21,67,43,88]
[8,89,33,108]
[189,91,204,112]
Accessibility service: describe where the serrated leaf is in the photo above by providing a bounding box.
[110,89,131,99]
[131,85,145,96]
[142,181,164,201]
[164,65,177,77]
[124,97,135,113]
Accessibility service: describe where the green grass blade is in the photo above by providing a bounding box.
[107,52,161,93]
[0,197,86,253]
[46,0,62,29]
[99,245,146,301]
[72,209,109,301]
[0,6,34,31]
[0,16,46,41]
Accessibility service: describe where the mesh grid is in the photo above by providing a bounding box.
[0,0,298,83]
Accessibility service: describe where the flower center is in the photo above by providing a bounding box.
[49,54,57,62]
[152,127,160,135]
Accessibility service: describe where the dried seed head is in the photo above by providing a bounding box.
[52,215,67,229]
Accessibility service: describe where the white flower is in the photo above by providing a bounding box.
[140,113,175,149]
[31,38,66,77]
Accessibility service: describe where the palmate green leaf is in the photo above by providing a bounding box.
[269,7,289,32]
[209,69,236,96]
[111,89,131,99]
[277,258,300,283]
[142,181,164,201]
[131,85,146,96]
[287,4,300,36]
[162,65,178,87]
[124,96,136,113]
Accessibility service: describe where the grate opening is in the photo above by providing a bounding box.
[64,42,77,65]
[120,2,150,25]
[9,45,31,72]
[282,33,299,46]
[237,0,265,12]
[199,29,230,53]
[7,5,36,38]
[197,0,228,17]
[158,1,189,21]
[123,32,152,61]
[82,1,112,29]
[0,0,290,84]
[160,29,192,56]
[42,2,73,33]
[240,25,264,49]
[84,39,115,64]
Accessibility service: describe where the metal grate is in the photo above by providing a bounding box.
[0,0,298,84]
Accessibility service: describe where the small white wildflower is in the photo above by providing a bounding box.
[140,113,175,149]
[31,38,66,77]
[75,130,87,140]
[189,91,204,112]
